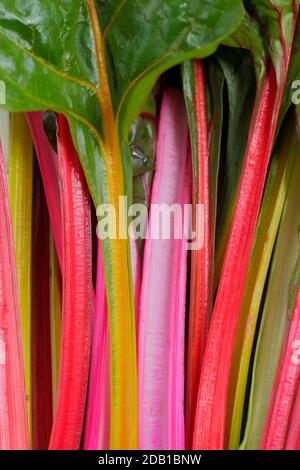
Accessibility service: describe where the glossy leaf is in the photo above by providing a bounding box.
[0,0,244,210]
[250,1,299,83]
[222,11,265,79]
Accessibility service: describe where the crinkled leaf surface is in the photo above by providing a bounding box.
[0,0,244,205]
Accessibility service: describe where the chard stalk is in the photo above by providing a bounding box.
[228,113,298,449]
[31,165,53,449]
[185,60,212,446]
[241,125,300,449]
[49,115,92,450]
[194,2,299,448]
[26,112,62,271]
[86,1,137,448]
[194,62,279,449]
[8,113,33,442]
[0,111,9,169]
[286,363,300,449]
[0,142,29,449]
[84,241,110,450]
[138,89,190,449]
[262,269,300,449]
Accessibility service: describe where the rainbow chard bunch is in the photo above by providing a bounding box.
[0,0,299,451]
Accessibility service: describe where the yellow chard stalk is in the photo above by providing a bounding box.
[8,112,33,441]
[0,110,10,170]
[86,0,137,449]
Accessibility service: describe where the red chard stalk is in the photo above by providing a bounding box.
[49,115,92,450]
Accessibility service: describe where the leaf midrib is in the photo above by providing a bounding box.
[0,25,106,189]
[1,0,242,152]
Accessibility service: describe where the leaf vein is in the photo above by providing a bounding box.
[102,0,128,42]
[0,27,100,102]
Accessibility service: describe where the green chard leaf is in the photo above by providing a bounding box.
[250,0,299,83]
[222,11,265,80]
[0,0,245,199]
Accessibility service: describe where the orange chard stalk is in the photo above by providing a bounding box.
[186,60,212,446]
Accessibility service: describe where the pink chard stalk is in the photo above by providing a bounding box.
[138,89,190,450]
